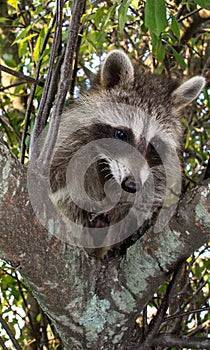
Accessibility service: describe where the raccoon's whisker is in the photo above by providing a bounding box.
[99,161,109,166]
[100,167,110,173]
[99,157,112,164]
[104,173,112,179]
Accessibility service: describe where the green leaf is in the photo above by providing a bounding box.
[25,134,30,147]
[18,40,27,58]
[154,65,164,74]
[21,33,38,44]
[96,31,106,45]
[2,53,16,68]
[89,8,104,28]
[102,4,117,29]
[194,0,210,10]
[8,0,18,9]
[185,130,191,148]
[151,34,166,62]
[34,29,45,63]
[84,36,97,52]
[131,0,139,9]
[13,25,31,44]
[156,40,166,62]
[145,0,168,37]
[0,18,10,22]
[118,0,131,35]
[36,313,42,322]
[171,15,180,40]
[171,47,187,68]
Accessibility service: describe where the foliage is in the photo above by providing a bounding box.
[0,0,209,348]
[138,244,210,341]
[0,262,62,349]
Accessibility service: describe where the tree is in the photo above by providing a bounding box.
[0,0,209,349]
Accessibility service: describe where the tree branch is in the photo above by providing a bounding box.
[0,140,209,349]
[29,0,63,155]
[32,0,86,167]
[0,314,22,350]
[180,10,210,46]
[165,306,210,321]
[137,263,184,350]
[0,64,42,85]
[0,336,8,350]
[20,15,56,164]
[150,334,210,349]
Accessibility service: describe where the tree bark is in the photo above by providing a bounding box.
[0,141,209,349]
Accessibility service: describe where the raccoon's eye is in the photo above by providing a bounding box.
[114,129,128,142]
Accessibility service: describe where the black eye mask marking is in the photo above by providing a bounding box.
[146,137,167,167]
[90,123,135,145]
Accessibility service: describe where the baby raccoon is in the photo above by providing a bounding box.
[50,50,205,258]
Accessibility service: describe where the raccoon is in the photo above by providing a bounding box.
[50,50,205,258]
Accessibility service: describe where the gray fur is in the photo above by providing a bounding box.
[50,50,205,258]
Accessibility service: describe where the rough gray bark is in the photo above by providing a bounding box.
[0,141,209,349]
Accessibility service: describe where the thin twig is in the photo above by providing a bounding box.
[0,64,38,85]
[150,334,210,349]
[0,114,21,141]
[14,271,39,342]
[37,46,65,127]
[142,306,148,339]
[165,306,210,321]
[20,15,56,164]
[38,0,86,169]
[188,319,209,336]
[137,263,184,350]
[176,5,185,20]
[0,336,8,350]
[128,5,139,17]
[69,15,84,97]
[0,81,35,91]
[0,314,22,350]
[30,0,63,155]
[180,10,210,46]
[177,8,202,23]
[202,54,210,76]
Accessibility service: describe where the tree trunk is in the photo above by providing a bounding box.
[0,142,209,349]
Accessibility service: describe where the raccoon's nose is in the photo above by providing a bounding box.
[121,177,141,193]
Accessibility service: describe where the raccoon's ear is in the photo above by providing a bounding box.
[101,50,134,89]
[172,76,205,110]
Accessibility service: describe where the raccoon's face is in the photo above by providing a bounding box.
[85,93,182,210]
[108,126,163,194]
[49,50,205,249]
[85,49,205,203]
[90,120,170,198]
